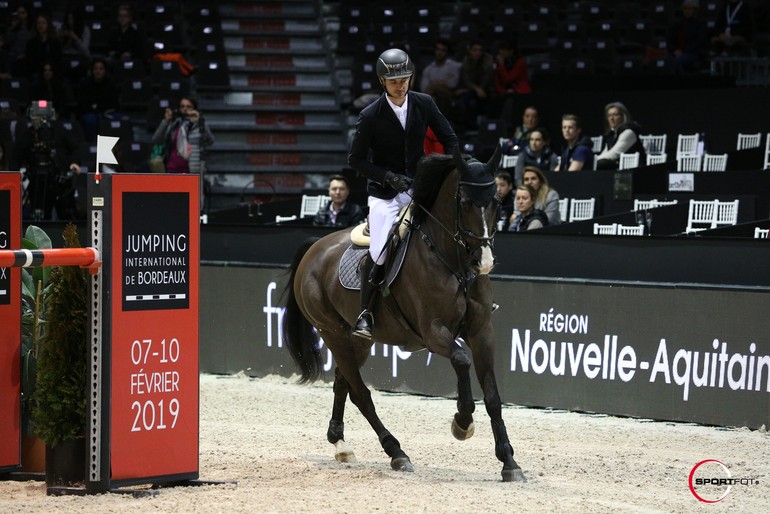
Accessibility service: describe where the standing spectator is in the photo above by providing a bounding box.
[5,4,32,76]
[152,96,215,174]
[667,0,708,74]
[504,105,540,155]
[508,184,548,232]
[596,102,646,170]
[513,128,558,185]
[455,40,495,129]
[312,175,365,228]
[76,57,121,142]
[59,6,91,57]
[108,4,145,62]
[419,38,462,121]
[711,0,755,56]
[558,114,594,172]
[23,13,63,79]
[494,171,515,231]
[521,166,560,225]
[30,61,75,118]
[493,40,531,130]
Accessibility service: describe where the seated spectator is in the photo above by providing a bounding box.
[4,4,31,76]
[520,166,560,225]
[455,40,495,129]
[596,102,645,170]
[23,13,63,79]
[711,0,755,56]
[493,40,531,130]
[494,171,515,231]
[76,58,121,142]
[313,174,365,228]
[59,6,91,57]
[508,184,548,232]
[108,4,145,62]
[513,127,558,185]
[30,61,75,118]
[503,105,540,155]
[420,39,462,121]
[667,0,708,74]
[558,114,594,172]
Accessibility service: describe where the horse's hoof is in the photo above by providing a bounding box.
[334,440,357,463]
[391,457,414,472]
[451,418,475,440]
[502,467,527,483]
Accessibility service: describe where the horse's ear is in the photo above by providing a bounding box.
[452,146,467,174]
[487,144,502,173]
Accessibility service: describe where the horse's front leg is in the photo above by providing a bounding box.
[449,338,476,440]
[471,327,526,483]
[327,367,356,463]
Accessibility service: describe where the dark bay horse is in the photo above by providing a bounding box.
[282,148,526,482]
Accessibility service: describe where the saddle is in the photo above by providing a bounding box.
[339,205,413,291]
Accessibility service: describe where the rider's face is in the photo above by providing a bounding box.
[382,76,410,100]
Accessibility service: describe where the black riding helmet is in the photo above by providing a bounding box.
[376,48,415,93]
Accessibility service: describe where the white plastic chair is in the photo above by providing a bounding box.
[677,154,702,171]
[736,132,761,150]
[633,199,678,211]
[569,198,596,222]
[640,134,667,155]
[275,215,298,224]
[686,199,739,233]
[755,227,769,239]
[501,155,518,168]
[618,152,640,170]
[702,153,728,172]
[764,133,770,170]
[558,198,569,222]
[590,135,603,153]
[617,224,645,236]
[646,153,667,166]
[593,222,617,235]
[300,194,331,218]
[676,133,699,158]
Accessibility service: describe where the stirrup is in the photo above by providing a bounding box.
[352,310,373,339]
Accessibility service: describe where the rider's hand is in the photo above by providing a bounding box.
[383,171,410,193]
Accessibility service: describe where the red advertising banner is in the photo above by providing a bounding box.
[0,173,21,470]
[109,174,199,481]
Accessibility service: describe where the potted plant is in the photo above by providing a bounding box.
[20,225,54,472]
[31,223,89,487]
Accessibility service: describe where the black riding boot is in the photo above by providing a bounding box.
[353,257,383,340]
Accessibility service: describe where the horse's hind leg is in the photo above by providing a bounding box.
[449,339,476,441]
[327,367,357,463]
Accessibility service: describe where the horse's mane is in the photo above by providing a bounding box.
[411,154,455,225]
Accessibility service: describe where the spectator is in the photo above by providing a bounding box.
[312,174,365,228]
[152,96,215,174]
[711,0,755,56]
[495,171,515,231]
[107,4,145,62]
[0,35,14,80]
[76,58,121,142]
[419,38,462,121]
[493,40,532,130]
[521,166,560,225]
[30,61,75,118]
[596,102,645,170]
[558,114,594,172]
[455,40,495,129]
[508,184,548,232]
[23,13,63,79]
[513,127,558,185]
[503,105,540,155]
[5,4,32,75]
[667,0,708,74]
[59,6,91,57]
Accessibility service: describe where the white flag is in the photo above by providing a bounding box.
[96,135,119,167]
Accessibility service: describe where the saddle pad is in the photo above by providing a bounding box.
[339,230,411,290]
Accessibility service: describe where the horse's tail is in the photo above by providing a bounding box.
[281,237,324,384]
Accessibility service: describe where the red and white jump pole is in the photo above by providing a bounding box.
[0,248,101,272]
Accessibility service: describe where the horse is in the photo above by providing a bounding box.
[281,147,526,482]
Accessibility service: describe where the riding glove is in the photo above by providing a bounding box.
[383,171,411,193]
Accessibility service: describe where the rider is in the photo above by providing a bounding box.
[347,47,459,340]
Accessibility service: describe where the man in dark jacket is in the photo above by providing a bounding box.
[559,114,595,172]
[347,47,458,340]
[312,175,365,228]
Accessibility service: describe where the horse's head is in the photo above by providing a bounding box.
[452,145,501,275]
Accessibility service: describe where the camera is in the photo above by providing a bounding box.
[172,109,188,119]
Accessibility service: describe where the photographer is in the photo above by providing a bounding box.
[151,96,214,174]
[12,100,83,220]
